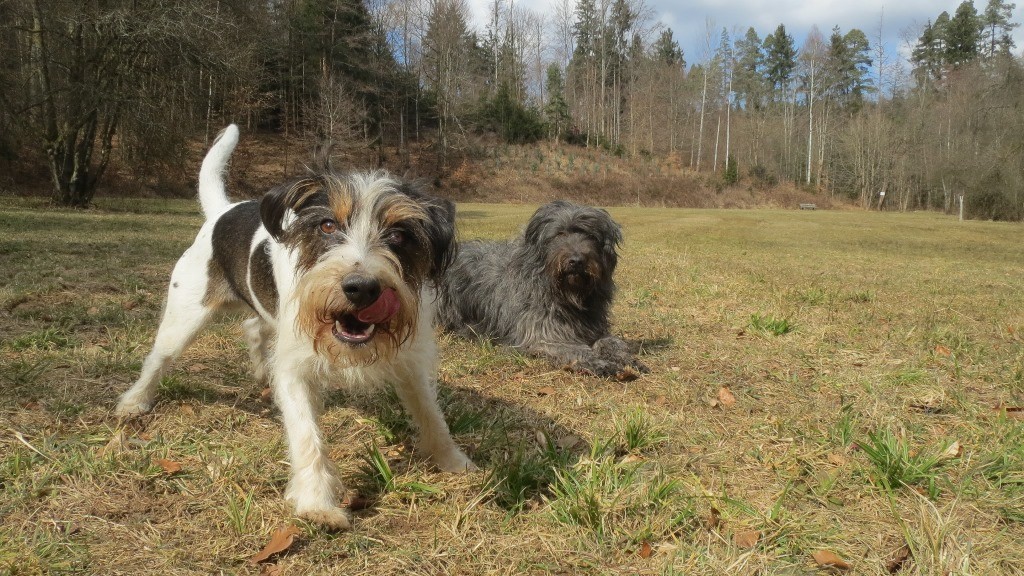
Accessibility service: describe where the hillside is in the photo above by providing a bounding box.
[3,131,839,211]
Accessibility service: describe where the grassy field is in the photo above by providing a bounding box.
[2,196,1023,575]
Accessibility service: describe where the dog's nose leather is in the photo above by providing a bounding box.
[342,275,382,307]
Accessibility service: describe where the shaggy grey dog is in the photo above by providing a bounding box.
[435,200,647,378]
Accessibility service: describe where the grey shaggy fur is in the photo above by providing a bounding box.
[435,200,647,377]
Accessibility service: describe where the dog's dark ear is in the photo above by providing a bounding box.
[425,197,457,278]
[260,179,322,241]
[525,200,569,246]
[598,208,623,256]
[399,182,457,279]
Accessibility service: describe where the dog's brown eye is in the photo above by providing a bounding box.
[319,220,337,234]
[385,229,406,246]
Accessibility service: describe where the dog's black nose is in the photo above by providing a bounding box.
[567,255,584,270]
[342,275,382,308]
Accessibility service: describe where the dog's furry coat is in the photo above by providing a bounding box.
[115,125,474,529]
[435,200,646,377]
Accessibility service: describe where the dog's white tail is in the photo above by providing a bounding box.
[198,124,240,220]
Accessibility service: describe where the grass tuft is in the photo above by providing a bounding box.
[858,430,949,499]
[749,313,794,336]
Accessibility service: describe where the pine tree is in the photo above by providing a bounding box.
[981,0,1018,57]
[912,20,944,86]
[827,28,872,104]
[652,29,684,66]
[763,24,796,100]
[945,1,982,67]
[733,27,764,109]
[544,63,570,141]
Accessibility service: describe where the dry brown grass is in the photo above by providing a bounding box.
[2,197,1023,575]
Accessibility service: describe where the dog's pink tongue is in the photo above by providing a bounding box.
[356,288,400,324]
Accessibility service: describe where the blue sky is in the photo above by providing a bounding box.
[464,0,1024,71]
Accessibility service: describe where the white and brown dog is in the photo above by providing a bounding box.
[115,125,475,529]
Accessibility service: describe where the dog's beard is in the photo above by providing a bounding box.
[294,259,419,366]
[548,255,605,307]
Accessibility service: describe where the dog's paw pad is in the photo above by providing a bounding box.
[295,506,352,530]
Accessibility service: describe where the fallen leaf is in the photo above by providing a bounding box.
[941,441,964,460]
[909,403,944,415]
[827,453,848,466]
[87,306,100,316]
[993,404,1024,419]
[934,345,952,357]
[615,367,640,382]
[639,541,653,558]
[705,506,722,530]
[122,300,138,311]
[187,363,207,373]
[99,431,128,456]
[885,545,911,573]
[717,387,737,408]
[535,429,549,448]
[733,530,760,548]
[261,387,273,402]
[536,386,556,396]
[154,458,182,474]
[179,404,196,416]
[557,434,582,450]
[18,400,41,410]
[620,454,644,464]
[250,525,301,564]
[260,564,284,576]
[342,491,372,511]
[812,550,851,571]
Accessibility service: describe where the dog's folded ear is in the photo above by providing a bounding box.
[597,208,623,257]
[260,180,323,241]
[524,200,569,246]
[399,183,457,280]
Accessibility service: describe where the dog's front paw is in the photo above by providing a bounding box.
[294,504,353,530]
[113,396,154,419]
[630,358,651,374]
[433,449,478,473]
[590,337,649,380]
[570,355,622,378]
[593,336,630,358]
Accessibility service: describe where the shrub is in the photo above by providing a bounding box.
[723,155,739,185]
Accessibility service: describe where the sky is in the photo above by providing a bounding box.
[462,0,1024,72]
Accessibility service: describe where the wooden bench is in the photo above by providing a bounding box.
[799,203,817,210]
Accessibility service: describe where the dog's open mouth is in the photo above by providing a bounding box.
[331,288,401,345]
[332,314,378,344]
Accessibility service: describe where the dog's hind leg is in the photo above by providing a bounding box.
[115,248,217,417]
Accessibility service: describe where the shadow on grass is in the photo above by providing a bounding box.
[338,382,593,515]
